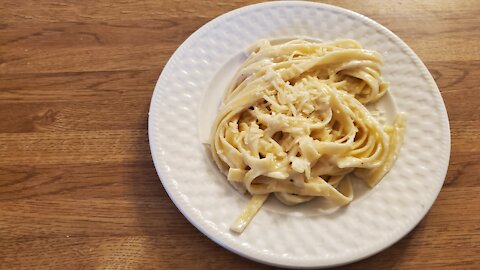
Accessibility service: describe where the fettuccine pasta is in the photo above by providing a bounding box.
[209,39,405,233]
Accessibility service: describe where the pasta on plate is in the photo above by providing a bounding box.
[209,39,405,233]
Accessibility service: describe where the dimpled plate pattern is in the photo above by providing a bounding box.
[148,2,450,268]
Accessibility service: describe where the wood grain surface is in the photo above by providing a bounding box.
[1,0,479,269]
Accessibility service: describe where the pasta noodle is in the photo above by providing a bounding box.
[209,39,405,233]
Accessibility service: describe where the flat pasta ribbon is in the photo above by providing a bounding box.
[209,39,405,233]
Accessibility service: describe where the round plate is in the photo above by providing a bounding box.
[148,2,450,268]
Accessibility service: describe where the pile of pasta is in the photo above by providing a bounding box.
[209,39,405,233]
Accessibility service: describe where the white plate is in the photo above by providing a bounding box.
[148,2,450,268]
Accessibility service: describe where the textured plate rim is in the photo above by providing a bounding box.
[148,1,451,268]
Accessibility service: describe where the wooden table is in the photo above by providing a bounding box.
[1,0,479,269]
